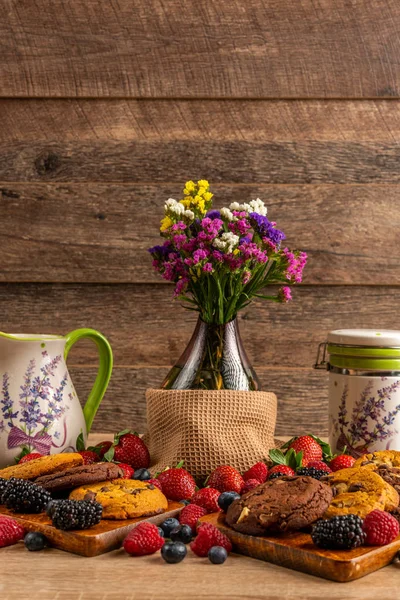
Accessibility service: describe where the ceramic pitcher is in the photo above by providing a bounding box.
[0,329,112,468]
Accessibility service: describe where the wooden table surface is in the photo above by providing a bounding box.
[1,434,399,600]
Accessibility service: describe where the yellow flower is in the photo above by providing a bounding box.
[197,198,206,213]
[233,249,240,255]
[160,216,173,232]
[203,192,213,202]
[197,179,209,189]
[183,180,196,195]
[197,187,206,197]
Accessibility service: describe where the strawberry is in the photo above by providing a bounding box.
[94,440,113,459]
[268,465,295,478]
[0,516,25,548]
[241,478,261,493]
[105,430,150,469]
[308,461,332,473]
[191,488,221,513]
[329,454,356,472]
[190,522,232,557]
[118,463,134,478]
[148,478,163,491]
[207,466,244,494]
[157,467,196,501]
[123,522,165,556]
[243,462,268,483]
[179,504,208,531]
[287,436,322,466]
[18,453,42,464]
[78,450,100,465]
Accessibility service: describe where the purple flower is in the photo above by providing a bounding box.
[174,278,189,297]
[206,210,221,220]
[249,212,286,245]
[201,217,223,237]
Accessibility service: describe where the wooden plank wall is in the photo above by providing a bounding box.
[1,1,399,436]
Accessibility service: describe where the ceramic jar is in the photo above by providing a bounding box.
[315,329,400,457]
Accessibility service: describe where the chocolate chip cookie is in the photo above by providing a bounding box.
[354,450,400,469]
[69,479,169,519]
[34,462,124,491]
[324,466,399,518]
[225,476,333,536]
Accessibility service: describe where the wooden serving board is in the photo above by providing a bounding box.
[0,502,182,557]
[200,513,400,582]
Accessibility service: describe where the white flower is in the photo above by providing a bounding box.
[249,198,267,216]
[229,201,251,214]
[184,210,195,221]
[220,207,235,221]
[213,232,239,254]
[165,198,185,216]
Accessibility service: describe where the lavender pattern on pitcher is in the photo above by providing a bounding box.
[0,352,72,456]
[331,379,400,456]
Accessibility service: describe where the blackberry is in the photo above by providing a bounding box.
[268,472,285,480]
[2,478,51,513]
[0,477,8,499]
[296,467,327,481]
[311,515,366,550]
[51,499,102,531]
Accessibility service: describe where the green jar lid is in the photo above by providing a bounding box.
[327,329,400,370]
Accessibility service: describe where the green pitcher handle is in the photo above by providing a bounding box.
[64,328,113,432]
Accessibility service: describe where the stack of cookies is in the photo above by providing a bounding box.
[0,453,168,523]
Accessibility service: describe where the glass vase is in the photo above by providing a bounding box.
[161,317,260,391]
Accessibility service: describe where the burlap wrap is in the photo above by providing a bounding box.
[143,388,277,483]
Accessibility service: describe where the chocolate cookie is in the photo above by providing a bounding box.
[34,462,124,491]
[225,476,333,535]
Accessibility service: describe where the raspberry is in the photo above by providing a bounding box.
[0,516,25,548]
[191,488,221,513]
[243,462,268,483]
[363,510,400,546]
[241,479,261,494]
[148,478,163,491]
[179,504,207,531]
[123,522,165,556]
[190,522,232,557]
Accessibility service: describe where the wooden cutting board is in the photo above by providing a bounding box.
[200,513,400,582]
[0,502,182,557]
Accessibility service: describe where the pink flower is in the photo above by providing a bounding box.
[171,221,187,231]
[283,249,307,283]
[278,286,292,303]
[203,262,213,273]
[174,278,189,297]
[172,234,187,250]
[193,249,209,264]
[243,270,251,285]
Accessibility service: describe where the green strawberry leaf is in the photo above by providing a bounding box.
[175,460,185,469]
[268,449,287,465]
[76,431,86,452]
[103,446,115,462]
[14,446,31,463]
[280,436,297,450]
[309,434,334,461]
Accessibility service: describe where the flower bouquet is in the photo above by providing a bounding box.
[149,180,307,391]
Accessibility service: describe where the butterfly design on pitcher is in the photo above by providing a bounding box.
[0,351,73,456]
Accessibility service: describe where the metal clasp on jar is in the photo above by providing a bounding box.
[314,342,328,370]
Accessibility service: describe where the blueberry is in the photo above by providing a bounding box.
[24,532,47,552]
[160,517,180,537]
[170,524,193,544]
[179,499,190,506]
[208,546,228,564]
[217,491,241,512]
[132,468,151,481]
[157,527,165,538]
[161,541,187,564]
